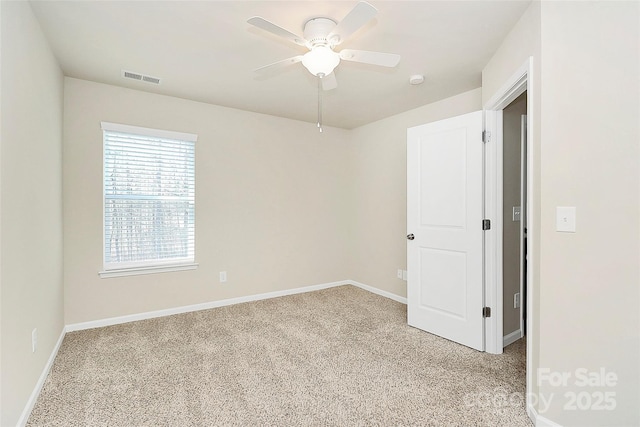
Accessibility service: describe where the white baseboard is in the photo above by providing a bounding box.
[349,280,407,304]
[66,280,407,332]
[529,407,562,427]
[17,328,66,427]
[66,280,353,332]
[503,328,523,347]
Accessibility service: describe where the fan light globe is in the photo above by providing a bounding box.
[301,46,340,77]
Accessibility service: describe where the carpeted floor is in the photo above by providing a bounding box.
[27,285,530,426]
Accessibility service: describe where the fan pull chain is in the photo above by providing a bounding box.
[317,74,323,133]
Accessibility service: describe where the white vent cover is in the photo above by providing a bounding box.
[121,70,161,85]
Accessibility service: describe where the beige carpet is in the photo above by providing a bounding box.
[27,285,530,426]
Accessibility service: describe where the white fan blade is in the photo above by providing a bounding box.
[254,56,303,74]
[321,72,338,91]
[248,16,307,47]
[339,49,400,67]
[328,1,377,45]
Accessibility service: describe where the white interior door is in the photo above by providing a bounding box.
[407,111,484,351]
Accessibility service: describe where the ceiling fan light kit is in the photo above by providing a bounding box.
[248,1,401,131]
[301,46,340,77]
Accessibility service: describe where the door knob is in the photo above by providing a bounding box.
[407,234,415,240]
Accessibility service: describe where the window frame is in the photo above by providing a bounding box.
[99,122,198,278]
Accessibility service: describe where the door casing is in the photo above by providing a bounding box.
[483,57,534,423]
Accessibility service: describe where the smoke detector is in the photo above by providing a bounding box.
[409,74,425,85]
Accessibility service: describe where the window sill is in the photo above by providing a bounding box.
[99,263,198,279]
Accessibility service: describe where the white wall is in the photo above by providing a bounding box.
[348,88,482,297]
[537,2,639,425]
[63,78,353,324]
[0,2,65,425]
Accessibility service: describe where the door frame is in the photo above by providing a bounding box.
[483,56,534,421]
[483,56,533,348]
[519,114,527,338]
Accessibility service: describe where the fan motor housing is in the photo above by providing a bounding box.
[303,17,337,47]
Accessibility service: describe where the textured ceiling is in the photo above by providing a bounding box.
[30,1,530,129]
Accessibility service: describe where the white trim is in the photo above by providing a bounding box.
[484,61,529,355]
[484,57,534,425]
[525,57,535,427]
[519,114,527,337]
[485,60,530,111]
[100,121,197,142]
[502,329,523,347]
[66,280,407,332]
[483,108,504,355]
[349,280,407,304]
[529,407,563,427]
[66,280,346,331]
[99,262,198,278]
[17,328,66,427]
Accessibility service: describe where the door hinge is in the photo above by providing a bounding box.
[482,219,491,230]
[482,130,491,143]
[482,307,491,318]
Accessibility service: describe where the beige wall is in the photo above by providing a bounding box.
[502,92,527,337]
[348,89,482,297]
[537,2,639,425]
[0,2,65,425]
[6,2,639,426]
[482,1,541,107]
[485,1,640,425]
[63,78,353,324]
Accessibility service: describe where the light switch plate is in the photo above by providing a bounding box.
[556,207,576,232]
[512,206,521,222]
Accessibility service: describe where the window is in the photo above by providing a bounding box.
[100,122,197,278]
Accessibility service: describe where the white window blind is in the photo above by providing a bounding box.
[101,122,196,275]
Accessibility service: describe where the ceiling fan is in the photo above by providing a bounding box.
[247,1,401,92]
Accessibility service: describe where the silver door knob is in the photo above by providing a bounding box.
[407,234,415,240]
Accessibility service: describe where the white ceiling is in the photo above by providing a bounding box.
[30,1,530,129]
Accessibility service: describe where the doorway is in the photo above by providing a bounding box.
[502,92,527,347]
[483,57,534,422]
[406,56,535,423]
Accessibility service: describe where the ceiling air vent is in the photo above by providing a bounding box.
[121,70,161,85]
[142,75,161,84]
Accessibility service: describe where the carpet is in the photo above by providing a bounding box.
[27,285,530,426]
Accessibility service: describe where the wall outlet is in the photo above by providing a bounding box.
[514,292,520,309]
[397,269,403,279]
[219,271,227,283]
[402,270,408,281]
[32,328,37,353]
